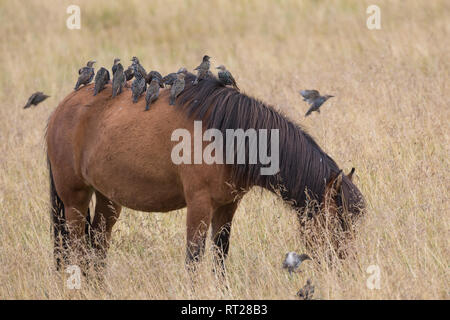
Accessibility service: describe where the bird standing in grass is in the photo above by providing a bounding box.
[23,92,49,109]
[297,279,315,300]
[131,64,146,103]
[300,90,334,117]
[282,252,311,274]
[145,78,161,111]
[216,65,239,90]
[112,62,126,98]
[163,68,187,87]
[93,67,110,96]
[193,55,211,85]
[74,60,96,90]
[169,73,185,105]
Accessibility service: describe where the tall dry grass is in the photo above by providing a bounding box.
[0,0,448,299]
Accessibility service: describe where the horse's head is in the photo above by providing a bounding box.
[320,167,365,258]
[324,168,365,221]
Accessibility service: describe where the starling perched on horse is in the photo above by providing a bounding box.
[145,78,161,111]
[112,58,121,75]
[124,65,134,81]
[169,72,186,105]
[131,56,147,79]
[74,60,96,91]
[131,64,146,103]
[162,68,188,86]
[193,55,211,85]
[216,65,239,90]
[146,71,164,88]
[300,90,334,117]
[23,92,49,109]
[112,63,126,98]
[93,67,110,96]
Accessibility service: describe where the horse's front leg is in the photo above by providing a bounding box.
[185,192,214,268]
[211,201,239,275]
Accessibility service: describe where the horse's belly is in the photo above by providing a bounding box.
[82,126,186,212]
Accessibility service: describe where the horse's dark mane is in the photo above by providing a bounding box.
[177,73,342,208]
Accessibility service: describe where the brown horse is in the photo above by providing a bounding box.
[46,73,365,273]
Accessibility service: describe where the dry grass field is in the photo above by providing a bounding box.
[0,0,448,299]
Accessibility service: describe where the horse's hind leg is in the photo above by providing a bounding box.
[90,191,122,272]
[59,186,93,272]
[211,201,239,275]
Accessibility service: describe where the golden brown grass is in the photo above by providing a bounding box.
[0,0,448,299]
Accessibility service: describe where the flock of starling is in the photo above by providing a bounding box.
[24,54,333,117]
[67,55,240,111]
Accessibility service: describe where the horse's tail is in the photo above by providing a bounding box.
[48,159,68,270]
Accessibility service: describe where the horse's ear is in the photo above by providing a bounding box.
[347,167,355,181]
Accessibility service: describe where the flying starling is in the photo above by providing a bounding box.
[93,67,110,96]
[297,279,315,300]
[193,55,211,85]
[162,68,187,86]
[112,63,126,98]
[23,92,49,109]
[169,73,185,105]
[131,66,146,103]
[112,58,121,75]
[300,90,334,117]
[282,252,311,275]
[146,71,164,88]
[145,78,161,111]
[216,65,239,90]
[131,56,147,79]
[74,60,96,91]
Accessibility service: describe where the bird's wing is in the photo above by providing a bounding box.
[300,90,319,99]
[23,93,36,108]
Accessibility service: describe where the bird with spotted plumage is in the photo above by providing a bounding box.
[74,60,96,91]
[282,252,311,275]
[131,56,147,79]
[112,58,121,75]
[93,67,110,96]
[216,65,239,90]
[112,62,126,98]
[124,65,134,81]
[23,92,49,109]
[162,68,188,87]
[131,63,146,103]
[146,71,164,88]
[169,72,186,105]
[193,55,211,85]
[145,78,161,111]
[297,279,315,300]
[300,89,334,117]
